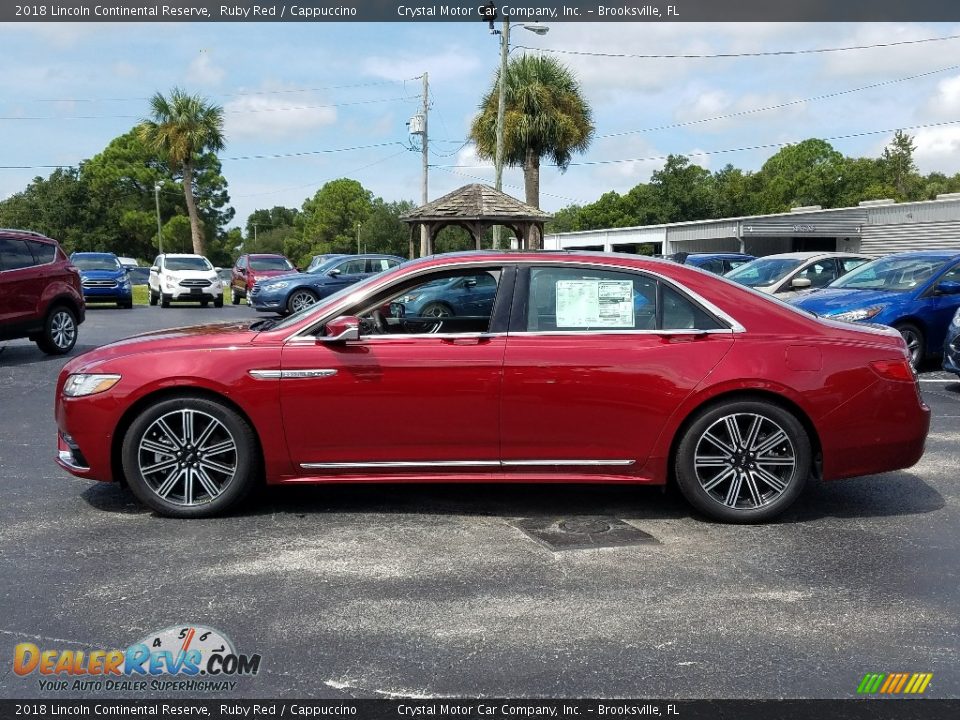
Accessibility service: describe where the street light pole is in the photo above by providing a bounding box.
[153,182,163,254]
[356,222,362,255]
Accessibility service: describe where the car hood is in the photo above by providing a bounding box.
[63,322,256,371]
[262,272,325,288]
[250,268,294,280]
[166,270,218,280]
[792,288,903,315]
[79,269,125,280]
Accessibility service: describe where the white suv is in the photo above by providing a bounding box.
[148,254,224,308]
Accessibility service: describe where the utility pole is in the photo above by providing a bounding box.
[493,18,510,250]
[154,182,163,254]
[420,72,429,257]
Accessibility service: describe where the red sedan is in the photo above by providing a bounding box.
[54,252,930,522]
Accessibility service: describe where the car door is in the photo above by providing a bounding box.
[278,265,512,470]
[233,255,247,292]
[499,264,736,471]
[316,257,367,296]
[0,237,43,328]
[922,262,960,348]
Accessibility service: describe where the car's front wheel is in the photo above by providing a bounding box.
[895,322,924,369]
[674,400,810,523]
[149,290,158,306]
[160,293,171,308]
[231,287,241,305]
[121,396,259,518]
[35,305,78,355]
[286,289,318,315]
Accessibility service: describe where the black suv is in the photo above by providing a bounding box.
[0,229,85,354]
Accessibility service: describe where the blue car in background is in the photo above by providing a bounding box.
[393,272,498,318]
[671,252,755,275]
[944,308,960,377]
[251,253,404,315]
[792,250,960,367]
[70,252,133,309]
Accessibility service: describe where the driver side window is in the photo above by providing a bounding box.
[348,268,503,337]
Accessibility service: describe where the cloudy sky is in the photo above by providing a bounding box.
[2,20,960,228]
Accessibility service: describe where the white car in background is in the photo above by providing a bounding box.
[724,251,874,298]
[148,253,224,308]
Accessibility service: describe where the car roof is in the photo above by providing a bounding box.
[72,251,117,257]
[875,250,960,260]
[246,253,289,258]
[752,252,873,260]
[162,253,206,258]
[0,228,55,242]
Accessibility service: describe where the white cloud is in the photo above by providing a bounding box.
[188,52,225,85]
[455,143,493,170]
[363,48,481,84]
[821,23,960,78]
[913,126,960,174]
[925,74,960,118]
[223,92,337,141]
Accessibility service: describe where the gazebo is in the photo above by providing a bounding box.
[401,184,552,257]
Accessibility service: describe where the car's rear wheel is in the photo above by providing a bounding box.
[674,400,810,523]
[420,302,454,318]
[121,397,259,518]
[35,305,78,355]
[287,289,318,315]
[895,322,924,369]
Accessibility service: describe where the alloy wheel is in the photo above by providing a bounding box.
[693,412,796,510]
[136,409,238,507]
[289,291,316,313]
[898,327,923,368]
[51,310,76,350]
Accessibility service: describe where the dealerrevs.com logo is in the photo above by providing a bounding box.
[14,624,262,692]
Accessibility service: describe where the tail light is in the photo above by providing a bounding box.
[869,358,916,383]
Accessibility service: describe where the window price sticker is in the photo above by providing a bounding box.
[556,279,634,328]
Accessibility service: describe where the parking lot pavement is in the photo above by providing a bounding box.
[1,305,958,699]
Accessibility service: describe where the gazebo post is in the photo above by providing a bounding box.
[408,225,416,259]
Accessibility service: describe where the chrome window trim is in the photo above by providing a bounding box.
[505,329,737,337]
[281,258,746,343]
[300,459,635,470]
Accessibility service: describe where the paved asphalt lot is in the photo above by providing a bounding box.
[0,303,958,700]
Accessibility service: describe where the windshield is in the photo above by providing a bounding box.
[263,262,409,332]
[72,255,120,271]
[249,256,293,271]
[829,255,947,292]
[725,257,804,287]
[165,257,213,271]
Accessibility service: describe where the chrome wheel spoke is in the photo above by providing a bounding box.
[724,473,744,507]
[195,466,222,498]
[141,439,175,456]
[200,440,234,458]
[744,472,764,507]
[182,410,195,444]
[155,417,184,448]
[695,454,730,468]
[193,418,218,451]
[155,468,183,499]
[724,416,744,448]
[183,469,195,505]
[752,466,788,493]
[743,416,762,453]
[702,430,735,456]
[142,457,178,475]
[702,466,735,492]
[752,429,788,457]
[199,458,234,476]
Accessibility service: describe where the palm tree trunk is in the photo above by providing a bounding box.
[182,159,206,256]
[523,148,541,249]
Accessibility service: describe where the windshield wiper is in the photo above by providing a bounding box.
[249,318,279,332]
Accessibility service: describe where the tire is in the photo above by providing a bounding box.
[201,300,209,308]
[214,295,223,308]
[35,305,78,355]
[895,322,924,369]
[120,300,133,309]
[420,302,454,318]
[160,293,171,308]
[286,289,318,315]
[121,396,259,518]
[149,290,158,306]
[231,287,241,305]
[674,400,811,523]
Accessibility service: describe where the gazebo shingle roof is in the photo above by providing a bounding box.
[401,184,551,223]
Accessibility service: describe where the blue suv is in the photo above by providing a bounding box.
[70,252,133,309]
[251,254,404,315]
[793,250,960,367]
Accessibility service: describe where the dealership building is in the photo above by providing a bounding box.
[543,194,960,258]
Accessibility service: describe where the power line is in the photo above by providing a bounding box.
[0,95,421,121]
[515,33,960,60]
[431,165,582,204]
[28,78,422,104]
[596,63,960,140]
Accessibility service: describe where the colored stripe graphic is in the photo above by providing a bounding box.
[857,672,932,694]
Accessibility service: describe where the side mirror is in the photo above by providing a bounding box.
[463,278,477,289]
[937,280,960,295]
[328,268,341,277]
[318,315,360,343]
[791,277,813,289]
[214,267,222,273]
[150,266,159,273]
[238,267,247,275]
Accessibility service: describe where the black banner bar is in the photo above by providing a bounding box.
[1,700,959,720]
[5,1,960,23]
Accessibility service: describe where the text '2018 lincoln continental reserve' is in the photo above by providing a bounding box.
[54,252,930,522]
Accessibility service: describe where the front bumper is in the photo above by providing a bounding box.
[82,286,132,303]
[249,287,285,312]
[163,288,223,302]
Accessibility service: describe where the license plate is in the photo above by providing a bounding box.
[190,288,202,295]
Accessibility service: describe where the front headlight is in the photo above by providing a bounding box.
[831,306,883,323]
[266,281,290,290]
[398,293,421,303]
[63,374,121,397]
[164,277,175,289]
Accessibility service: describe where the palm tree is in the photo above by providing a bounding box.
[470,54,593,245]
[140,88,225,256]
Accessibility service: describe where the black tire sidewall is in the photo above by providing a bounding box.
[37,305,77,355]
[894,322,924,368]
[121,397,258,518]
[675,400,811,523]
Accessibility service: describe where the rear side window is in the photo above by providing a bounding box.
[366,258,396,273]
[526,266,724,332]
[0,238,36,270]
[840,257,869,274]
[338,258,367,275]
[27,240,56,265]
